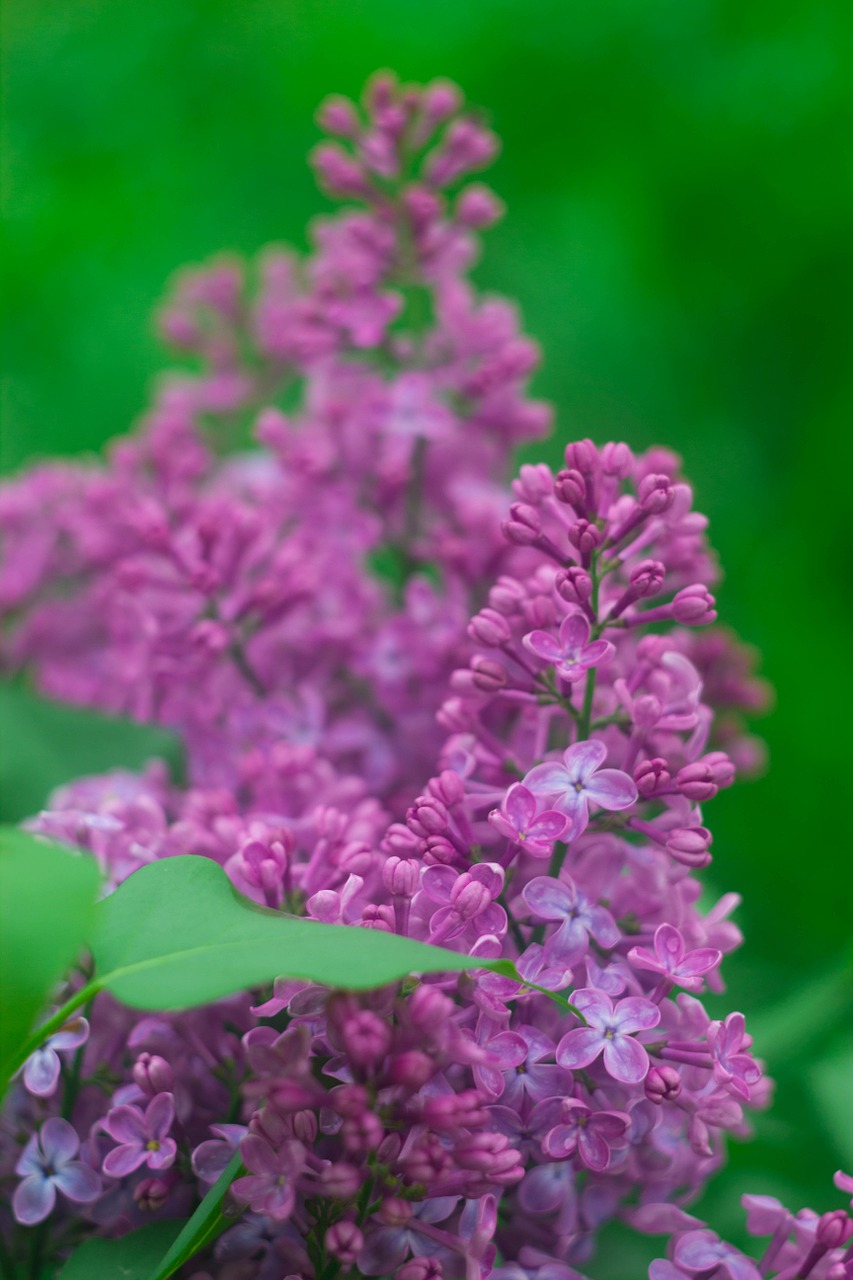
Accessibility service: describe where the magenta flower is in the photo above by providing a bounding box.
[627,924,721,993]
[13,1118,100,1225]
[522,875,619,966]
[101,1091,177,1177]
[542,1098,630,1172]
[22,1015,89,1098]
[421,862,506,944]
[231,1135,304,1220]
[523,740,637,834]
[523,613,614,682]
[707,1013,762,1101]
[488,784,571,856]
[556,989,660,1085]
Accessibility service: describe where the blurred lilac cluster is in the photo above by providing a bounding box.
[2,73,848,1280]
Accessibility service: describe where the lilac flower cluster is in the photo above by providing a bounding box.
[3,70,844,1280]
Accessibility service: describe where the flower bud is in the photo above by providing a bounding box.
[634,758,670,796]
[817,1210,853,1248]
[629,559,666,598]
[568,519,601,555]
[676,763,718,802]
[470,656,508,693]
[489,575,526,614]
[556,566,593,604]
[564,438,598,474]
[383,856,419,897]
[134,1177,170,1212]
[341,1110,384,1154]
[407,795,449,837]
[554,468,586,507]
[468,608,511,647]
[423,1089,487,1131]
[341,1011,392,1073]
[672,584,717,625]
[397,1260,444,1280]
[133,1053,174,1098]
[319,1161,362,1199]
[638,473,675,514]
[326,1221,364,1265]
[379,1197,413,1227]
[292,1110,318,1145]
[645,1066,682,1105]
[422,836,456,866]
[428,770,465,806]
[387,1050,434,1089]
[455,184,504,228]
[666,826,713,868]
[601,441,634,477]
[316,95,360,138]
[502,503,541,546]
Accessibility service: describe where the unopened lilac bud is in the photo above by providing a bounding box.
[407,984,454,1031]
[564,438,598,474]
[633,695,662,729]
[379,1197,413,1227]
[317,95,360,138]
[666,826,713,868]
[341,1011,392,1074]
[361,904,395,931]
[630,559,666,598]
[387,1050,434,1089]
[134,1177,170,1212]
[514,464,551,503]
[601,441,634,476]
[635,758,670,796]
[703,751,736,788]
[422,835,456,866]
[403,1133,451,1182]
[311,144,370,199]
[676,762,718,801]
[376,1132,403,1164]
[455,184,504,228]
[407,795,449,836]
[341,1110,384,1154]
[556,566,593,604]
[638,473,675,514]
[554,468,586,507]
[470,656,508,693]
[817,1210,853,1248]
[468,608,511,647]
[672,584,717,624]
[454,1132,523,1180]
[402,184,443,230]
[645,1066,682,1105]
[320,1161,362,1199]
[489,575,526,614]
[383,856,419,897]
[568,519,601,555]
[523,594,557,628]
[133,1053,174,1097]
[422,79,462,122]
[326,1221,364,1265]
[450,874,492,919]
[502,503,541,546]
[292,1110,319,1145]
[397,1260,443,1280]
[330,1083,370,1117]
[267,1079,317,1113]
[423,1090,487,1131]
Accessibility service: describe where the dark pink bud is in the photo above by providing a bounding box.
[407,984,454,1032]
[428,770,465,807]
[133,1053,173,1098]
[629,559,666,597]
[703,751,736,788]
[382,824,419,856]
[634,757,670,796]
[326,1221,364,1265]
[666,826,713,868]
[383,856,419,897]
[403,184,444,230]
[320,1161,362,1199]
[564,438,598,474]
[470,656,508,693]
[361,903,395,930]
[454,1132,523,1180]
[423,1090,487,1131]
[134,1177,170,1212]
[376,1132,403,1164]
[672,584,717,624]
[387,1050,434,1089]
[403,1133,450,1182]
[267,1079,317,1113]
[817,1210,852,1248]
[311,144,370,199]
[676,762,718,801]
[341,1110,384,1154]
[341,1011,392,1073]
[249,1105,290,1147]
[422,79,462,122]
[450,875,491,919]
[568,519,601,555]
[554,468,586,507]
[468,608,511,647]
[502,503,541,547]
[638,473,675,514]
[379,1197,413,1227]
[330,1083,370,1118]
[317,95,360,138]
[556,566,593,603]
[488,576,525,614]
[407,796,449,837]
[601,441,634,476]
[455,184,503,228]
[645,1066,682,1105]
[422,835,456,866]
[523,594,557,629]
[292,1110,318,1145]
[397,1260,444,1280]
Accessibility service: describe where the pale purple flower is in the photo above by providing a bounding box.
[357,1197,459,1275]
[22,1015,89,1098]
[473,1022,529,1100]
[628,924,721,993]
[523,740,638,834]
[192,1124,248,1185]
[101,1092,177,1177]
[488,784,570,856]
[523,874,620,966]
[13,1118,100,1225]
[523,612,614,682]
[556,989,660,1085]
[542,1098,630,1172]
[672,1230,761,1280]
[231,1135,304,1220]
[499,1025,570,1110]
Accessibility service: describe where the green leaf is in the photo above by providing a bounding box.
[57,1222,182,1280]
[0,828,101,1085]
[146,1151,244,1280]
[88,856,517,1010]
[0,682,185,822]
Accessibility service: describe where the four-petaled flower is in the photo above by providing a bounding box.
[489,784,570,857]
[523,875,620,966]
[231,1135,305,1220]
[556,989,660,1085]
[523,740,637,836]
[707,1013,762,1101]
[523,613,615,683]
[627,924,721,993]
[542,1097,630,1172]
[22,1015,89,1098]
[101,1091,177,1177]
[672,1230,761,1280]
[13,1118,100,1225]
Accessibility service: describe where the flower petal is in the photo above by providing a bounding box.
[53,1161,101,1204]
[558,612,590,651]
[103,1143,147,1178]
[522,761,570,798]
[584,767,638,811]
[577,1126,611,1172]
[13,1174,55,1225]
[555,1027,604,1070]
[504,783,535,830]
[102,1105,148,1145]
[522,876,573,921]
[613,997,661,1034]
[40,1117,80,1166]
[23,1048,61,1098]
[522,630,563,662]
[562,739,607,781]
[602,1034,650,1085]
[146,1091,175,1140]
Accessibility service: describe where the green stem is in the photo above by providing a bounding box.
[578,668,597,740]
[0,1228,17,1280]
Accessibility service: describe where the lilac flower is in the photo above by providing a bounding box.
[523,740,638,834]
[628,924,721,993]
[191,1123,248,1185]
[498,1025,570,1110]
[523,874,620,966]
[556,989,660,1085]
[488,783,570,856]
[523,612,615,682]
[357,1198,459,1275]
[13,1118,100,1225]
[542,1097,631,1172]
[231,1135,305,1220]
[671,1230,761,1279]
[22,1015,89,1097]
[707,1013,762,1101]
[101,1092,177,1177]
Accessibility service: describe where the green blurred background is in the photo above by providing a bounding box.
[2,0,852,1265]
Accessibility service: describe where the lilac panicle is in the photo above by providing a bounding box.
[0,70,787,1280]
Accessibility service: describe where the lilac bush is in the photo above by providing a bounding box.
[1,71,850,1280]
